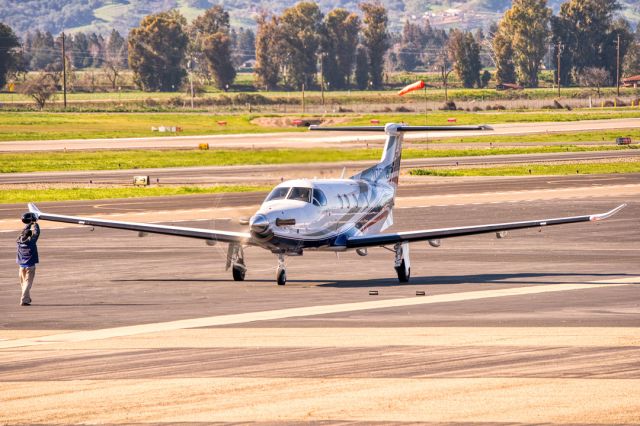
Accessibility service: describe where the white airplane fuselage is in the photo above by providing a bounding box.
[249,178,395,253]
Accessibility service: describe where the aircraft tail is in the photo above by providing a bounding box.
[310,123,493,189]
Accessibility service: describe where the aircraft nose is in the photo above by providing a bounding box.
[249,214,270,235]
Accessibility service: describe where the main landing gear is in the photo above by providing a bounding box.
[394,241,411,283]
[276,253,287,285]
[227,244,246,281]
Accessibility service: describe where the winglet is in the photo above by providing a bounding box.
[590,204,626,221]
[28,202,41,219]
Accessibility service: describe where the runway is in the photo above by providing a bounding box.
[1,175,639,423]
[1,117,640,152]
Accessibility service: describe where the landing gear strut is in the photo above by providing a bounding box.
[226,244,246,281]
[276,253,286,285]
[394,242,410,283]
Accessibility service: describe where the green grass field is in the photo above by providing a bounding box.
[0,146,633,173]
[418,129,640,145]
[0,185,269,204]
[410,162,640,177]
[2,109,640,142]
[0,112,304,141]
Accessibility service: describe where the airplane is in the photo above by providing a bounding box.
[24,123,626,286]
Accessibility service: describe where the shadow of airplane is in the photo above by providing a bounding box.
[111,272,634,288]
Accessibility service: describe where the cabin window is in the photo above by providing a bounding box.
[351,194,358,208]
[337,195,344,209]
[287,187,312,203]
[312,189,327,206]
[343,194,350,208]
[266,187,290,201]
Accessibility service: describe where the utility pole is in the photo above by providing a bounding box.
[62,32,67,109]
[556,41,563,98]
[188,59,194,109]
[616,33,621,97]
[320,55,325,108]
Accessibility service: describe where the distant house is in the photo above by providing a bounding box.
[496,83,524,91]
[622,75,640,88]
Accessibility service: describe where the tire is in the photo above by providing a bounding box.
[395,260,410,283]
[276,268,286,286]
[232,266,245,281]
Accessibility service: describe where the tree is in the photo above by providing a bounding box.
[128,10,189,92]
[623,31,640,77]
[397,20,425,71]
[254,14,281,90]
[191,6,236,90]
[437,46,454,101]
[278,2,323,89]
[20,73,57,110]
[106,29,127,68]
[449,30,482,88]
[322,8,360,89]
[576,66,609,95]
[553,0,631,84]
[499,0,551,87]
[355,45,369,89]
[492,29,516,84]
[360,2,389,89]
[0,22,20,89]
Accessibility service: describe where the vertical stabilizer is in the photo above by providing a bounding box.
[351,123,404,189]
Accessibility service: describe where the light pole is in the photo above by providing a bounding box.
[556,41,564,98]
[615,33,621,97]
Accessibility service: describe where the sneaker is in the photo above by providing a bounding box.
[20,302,30,306]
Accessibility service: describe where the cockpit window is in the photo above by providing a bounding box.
[266,187,290,202]
[287,187,312,202]
[312,189,327,206]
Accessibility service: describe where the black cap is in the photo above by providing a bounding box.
[21,212,37,224]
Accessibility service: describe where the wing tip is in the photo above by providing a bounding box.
[590,203,627,221]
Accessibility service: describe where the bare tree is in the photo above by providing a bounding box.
[103,59,121,90]
[20,73,57,110]
[576,66,610,96]
[437,47,454,102]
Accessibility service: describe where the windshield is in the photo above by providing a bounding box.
[312,189,327,206]
[266,187,290,202]
[287,187,312,202]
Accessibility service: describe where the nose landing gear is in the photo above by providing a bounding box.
[276,253,287,285]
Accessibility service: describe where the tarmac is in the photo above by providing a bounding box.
[1,173,639,424]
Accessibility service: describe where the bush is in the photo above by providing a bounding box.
[440,100,457,110]
[395,105,414,112]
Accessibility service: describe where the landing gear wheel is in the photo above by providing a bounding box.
[395,259,410,283]
[276,268,287,286]
[232,264,246,281]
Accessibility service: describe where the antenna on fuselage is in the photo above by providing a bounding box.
[340,167,346,179]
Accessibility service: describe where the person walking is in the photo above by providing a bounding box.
[16,213,40,306]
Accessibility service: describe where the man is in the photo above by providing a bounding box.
[16,213,40,306]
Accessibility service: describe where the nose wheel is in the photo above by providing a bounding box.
[276,253,287,285]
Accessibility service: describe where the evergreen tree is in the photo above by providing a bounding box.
[360,2,389,89]
[355,45,369,89]
[191,6,236,90]
[449,30,482,88]
[278,2,323,89]
[499,0,551,87]
[254,14,281,90]
[492,29,516,84]
[0,22,20,88]
[322,8,360,89]
[128,10,188,91]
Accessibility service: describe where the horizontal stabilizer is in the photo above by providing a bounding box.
[309,124,493,132]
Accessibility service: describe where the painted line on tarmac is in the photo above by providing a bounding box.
[0,277,636,350]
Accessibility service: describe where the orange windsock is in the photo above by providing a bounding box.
[398,80,425,96]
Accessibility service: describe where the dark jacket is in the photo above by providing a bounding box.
[16,223,40,267]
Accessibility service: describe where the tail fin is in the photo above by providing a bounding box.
[351,123,404,189]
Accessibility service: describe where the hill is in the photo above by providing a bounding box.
[1,0,639,37]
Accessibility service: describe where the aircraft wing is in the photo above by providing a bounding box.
[27,203,253,245]
[346,204,626,249]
